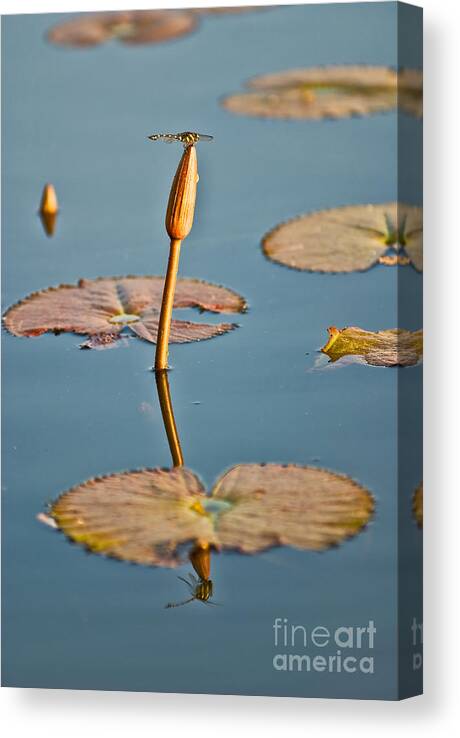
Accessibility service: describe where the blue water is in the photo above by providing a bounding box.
[1,3,422,699]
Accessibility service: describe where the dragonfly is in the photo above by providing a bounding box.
[165,573,220,609]
[147,131,214,148]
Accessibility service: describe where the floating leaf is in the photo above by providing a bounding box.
[47,463,374,567]
[321,326,423,367]
[47,10,197,48]
[223,66,422,119]
[262,202,422,273]
[3,276,246,350]
[211,464,374,553]
[51,468,214,567]
[378,254,411,267]
[47,7,265,49]
[79,333,133,350]
[36,512,58,529]
[191,6,266,15]
[413,483,423,528]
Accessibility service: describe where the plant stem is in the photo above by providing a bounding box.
[155,238,182,370]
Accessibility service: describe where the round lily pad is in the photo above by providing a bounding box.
[223,66,422,119]
[192,6,265,15]
[262,202,422,273]
[47,463,374,567]
[413,483,423,528]
[51,468,214,567]
[3,275,246,350]
[321,326,423,367]
[47,10,197,48]
[47,7,264,49]
[211,464,374,553]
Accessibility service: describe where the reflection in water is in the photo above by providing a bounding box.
[40,210,58,237]
[156,371,215,606]
[166,543,218,609]
[155,369,184,467]
[41,368,374,613]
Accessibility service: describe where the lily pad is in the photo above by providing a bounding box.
[413,483,423,528]
[321,326,423,367]
[47,10,197,48]
[223,66,422,119]
[262,202,422,273]
[3,275,246,350]
[46,7,265,49]
[47,463,374,567]
[211,464,374,554]
[192,6,265,15]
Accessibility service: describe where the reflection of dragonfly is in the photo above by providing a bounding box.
[147,131,214,148]
[165,573,219,609]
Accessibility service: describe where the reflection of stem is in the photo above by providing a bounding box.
[155,368,184,467]
[189,542,211,580]
[155,238,182,370]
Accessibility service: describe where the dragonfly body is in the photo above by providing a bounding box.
[165,573,218,609]
[148,131,213,148]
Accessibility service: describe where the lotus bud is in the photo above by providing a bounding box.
[189,542,210,581]
[165,145,198,240]
[40,183,58,215]
[39,184,59,237]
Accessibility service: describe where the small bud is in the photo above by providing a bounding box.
[165,145,198,240]
[190,542,210,581]
[39,184,59,237]
[40,183,58,215]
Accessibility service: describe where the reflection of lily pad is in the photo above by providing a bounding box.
[223,66,422,119]
[413,483,423,527]
[3,276,246,350]
[47,10,198,48]
[48,464,374,567]
[321,326,423,367]
[263,203,422,273]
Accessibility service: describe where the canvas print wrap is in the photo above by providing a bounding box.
[1,2,423,700]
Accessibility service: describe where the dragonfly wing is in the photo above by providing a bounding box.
[147,134,176,143]
[165,597,196,609]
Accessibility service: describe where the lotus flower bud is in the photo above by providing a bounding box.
[40,183,58,215]
[39,184,59,237]
[190,542,210,581]
[165,145,198,240]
